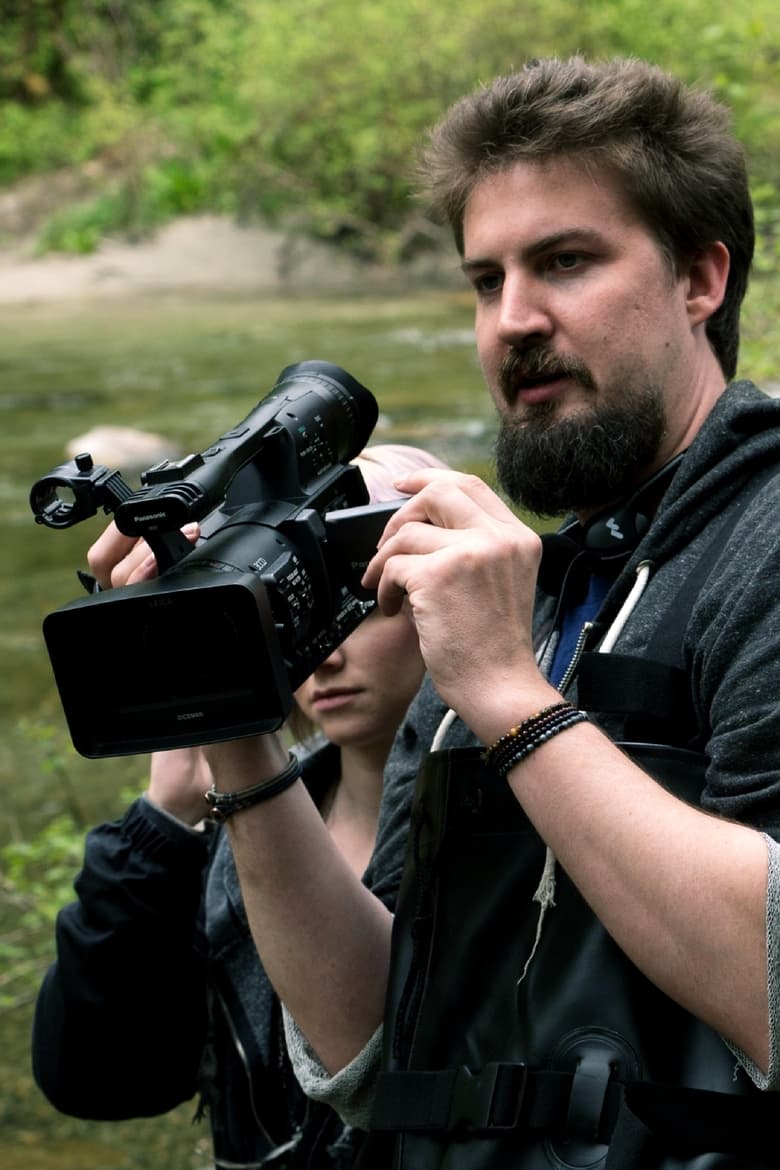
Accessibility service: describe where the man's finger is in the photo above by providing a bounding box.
[377,470,518,548]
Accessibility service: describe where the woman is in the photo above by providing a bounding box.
[31,444,445,1170]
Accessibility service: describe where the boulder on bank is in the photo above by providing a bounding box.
[66,426,181,475]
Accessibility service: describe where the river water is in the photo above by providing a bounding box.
[0,287,501,1169]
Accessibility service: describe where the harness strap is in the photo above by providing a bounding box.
[576,655,690,727]
[371,1064,776,1158]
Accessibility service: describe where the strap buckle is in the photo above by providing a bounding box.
[447,1062,528,1133]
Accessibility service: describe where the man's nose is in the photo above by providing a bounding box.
[496,274,553,346]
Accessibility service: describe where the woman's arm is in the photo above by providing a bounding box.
[32,798,211,1118]
[203,734,394,1076]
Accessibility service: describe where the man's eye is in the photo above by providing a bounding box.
[550,252,582,272]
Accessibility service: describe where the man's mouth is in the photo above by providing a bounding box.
[510,369,571,406]
[500,348,594,407]
[514,368,568,390]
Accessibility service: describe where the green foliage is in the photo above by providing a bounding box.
[0,718,134,1012]
[35,159,217,252]
[0,721,79,1014]
[0,103,90,181]
[1,0,779,259]
[35,190,127,253]
[0,815,83,1012]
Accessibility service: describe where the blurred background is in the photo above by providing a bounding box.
[1,2,779,1166]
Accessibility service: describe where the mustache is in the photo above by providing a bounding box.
[499,346,596,401]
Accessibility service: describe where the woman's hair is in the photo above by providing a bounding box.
[417,55,754,380]
[287,442,448,743]
[351,442,449,501]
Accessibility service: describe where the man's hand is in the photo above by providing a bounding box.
[362,468,557,742]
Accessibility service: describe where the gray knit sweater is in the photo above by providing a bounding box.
[287,381,780,1118]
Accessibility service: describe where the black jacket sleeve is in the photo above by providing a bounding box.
[32,797,213,1120]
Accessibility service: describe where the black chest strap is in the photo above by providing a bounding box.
[371,1063,777,1161]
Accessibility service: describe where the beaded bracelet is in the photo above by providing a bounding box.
[204,754,302,822]
[483,702,588,778]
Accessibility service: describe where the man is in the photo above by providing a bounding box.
[102,57,780,1166]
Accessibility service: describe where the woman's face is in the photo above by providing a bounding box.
[294,608,424,751]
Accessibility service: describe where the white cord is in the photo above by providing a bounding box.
[598,560,652,654]
[430,705,458,753]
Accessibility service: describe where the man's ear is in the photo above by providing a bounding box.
[685,240,730,327]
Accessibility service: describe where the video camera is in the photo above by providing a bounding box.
[30,360,398,758]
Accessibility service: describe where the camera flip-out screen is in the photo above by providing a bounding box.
[43,574,291,757]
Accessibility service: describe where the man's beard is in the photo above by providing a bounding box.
[493,352,667,517]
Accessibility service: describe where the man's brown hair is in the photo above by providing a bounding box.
[418,56,754,379]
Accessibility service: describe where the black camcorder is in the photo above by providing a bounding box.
[30,360,399,759]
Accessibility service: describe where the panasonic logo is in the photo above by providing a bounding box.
[133,511,168,522]
[177,711,205,721]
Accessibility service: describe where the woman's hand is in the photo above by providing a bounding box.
[148,748,215,827]
[87,520,199,589]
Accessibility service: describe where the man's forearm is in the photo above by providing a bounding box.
[504,717,770,1072]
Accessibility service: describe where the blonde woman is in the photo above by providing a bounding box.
[32,444,446,1170]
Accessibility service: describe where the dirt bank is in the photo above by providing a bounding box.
[0,213,457,305]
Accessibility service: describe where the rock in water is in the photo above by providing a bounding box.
[65,426,181,475]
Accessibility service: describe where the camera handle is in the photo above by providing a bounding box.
[140,527,200,574]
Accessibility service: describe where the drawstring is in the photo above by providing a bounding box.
[430,705,457,753]
[518,559,654,984]
[599,561,652,653]
[517,845,558,985]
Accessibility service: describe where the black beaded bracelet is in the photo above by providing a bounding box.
[484,702,571,761]
[482,702,571,768]
[488,706,582,774]
[205,754,302,822]
[483,702,588,778]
